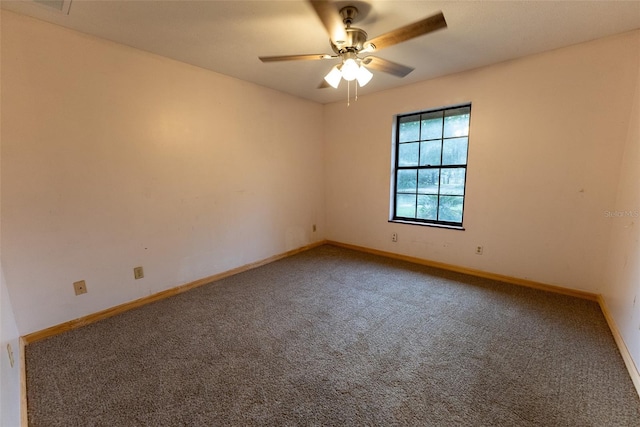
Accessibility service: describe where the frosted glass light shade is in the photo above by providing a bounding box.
[356,65,373,87]
[341,58,359,81]
[324,65,342,88]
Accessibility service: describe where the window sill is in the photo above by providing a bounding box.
[389,219,465,231]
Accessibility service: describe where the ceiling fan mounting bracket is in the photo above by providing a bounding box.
[339,6,359,27]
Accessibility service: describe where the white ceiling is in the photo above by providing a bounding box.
[3,0,640,104]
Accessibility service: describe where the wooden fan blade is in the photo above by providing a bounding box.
[362,56,414,78]
[259,54,334,62]
[366,11,447,52]
[308,0,348,45]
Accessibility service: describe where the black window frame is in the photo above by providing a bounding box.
[391,104,471,229]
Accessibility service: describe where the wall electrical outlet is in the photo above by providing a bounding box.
[312,224,317,232]
[73,280,87,295]
[475,246,484,255]
[133,266,144,280]
[392,232,398,242]
[6,343,14,368]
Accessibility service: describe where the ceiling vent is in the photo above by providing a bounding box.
[33,0,72,15]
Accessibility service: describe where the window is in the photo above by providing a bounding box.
[391,104,471,227]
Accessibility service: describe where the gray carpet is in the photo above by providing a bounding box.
[26,244,640,426]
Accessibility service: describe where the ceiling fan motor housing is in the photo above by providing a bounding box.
[331,27,368,54]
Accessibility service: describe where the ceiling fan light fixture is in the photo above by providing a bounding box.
[341,58,359,81]
[356,65,373,87]
[324,65,342,88]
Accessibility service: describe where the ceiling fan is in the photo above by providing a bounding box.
[259,0,447,90]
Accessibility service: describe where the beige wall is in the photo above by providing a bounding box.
[0,8,23,426]
[325,30,640,294]
[1,11,325,335]
[603,51,640,371]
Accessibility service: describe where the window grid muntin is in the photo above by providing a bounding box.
[393,104,470,226]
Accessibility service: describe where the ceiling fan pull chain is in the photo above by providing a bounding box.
[347,80,350,107]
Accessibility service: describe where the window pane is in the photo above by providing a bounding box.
[417,195,438,220]
[440,168,466,195]
[398,142,419,166]
[393,104,470,226]
[396,194,416,218]
[438,196,464,223]
[442,137,468,165]
[420,111,443,140]
[418,169,440,194]
[399,115,420,142]
[397,169,417,192]
[443,107,470,138]
[420,141,441,166]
